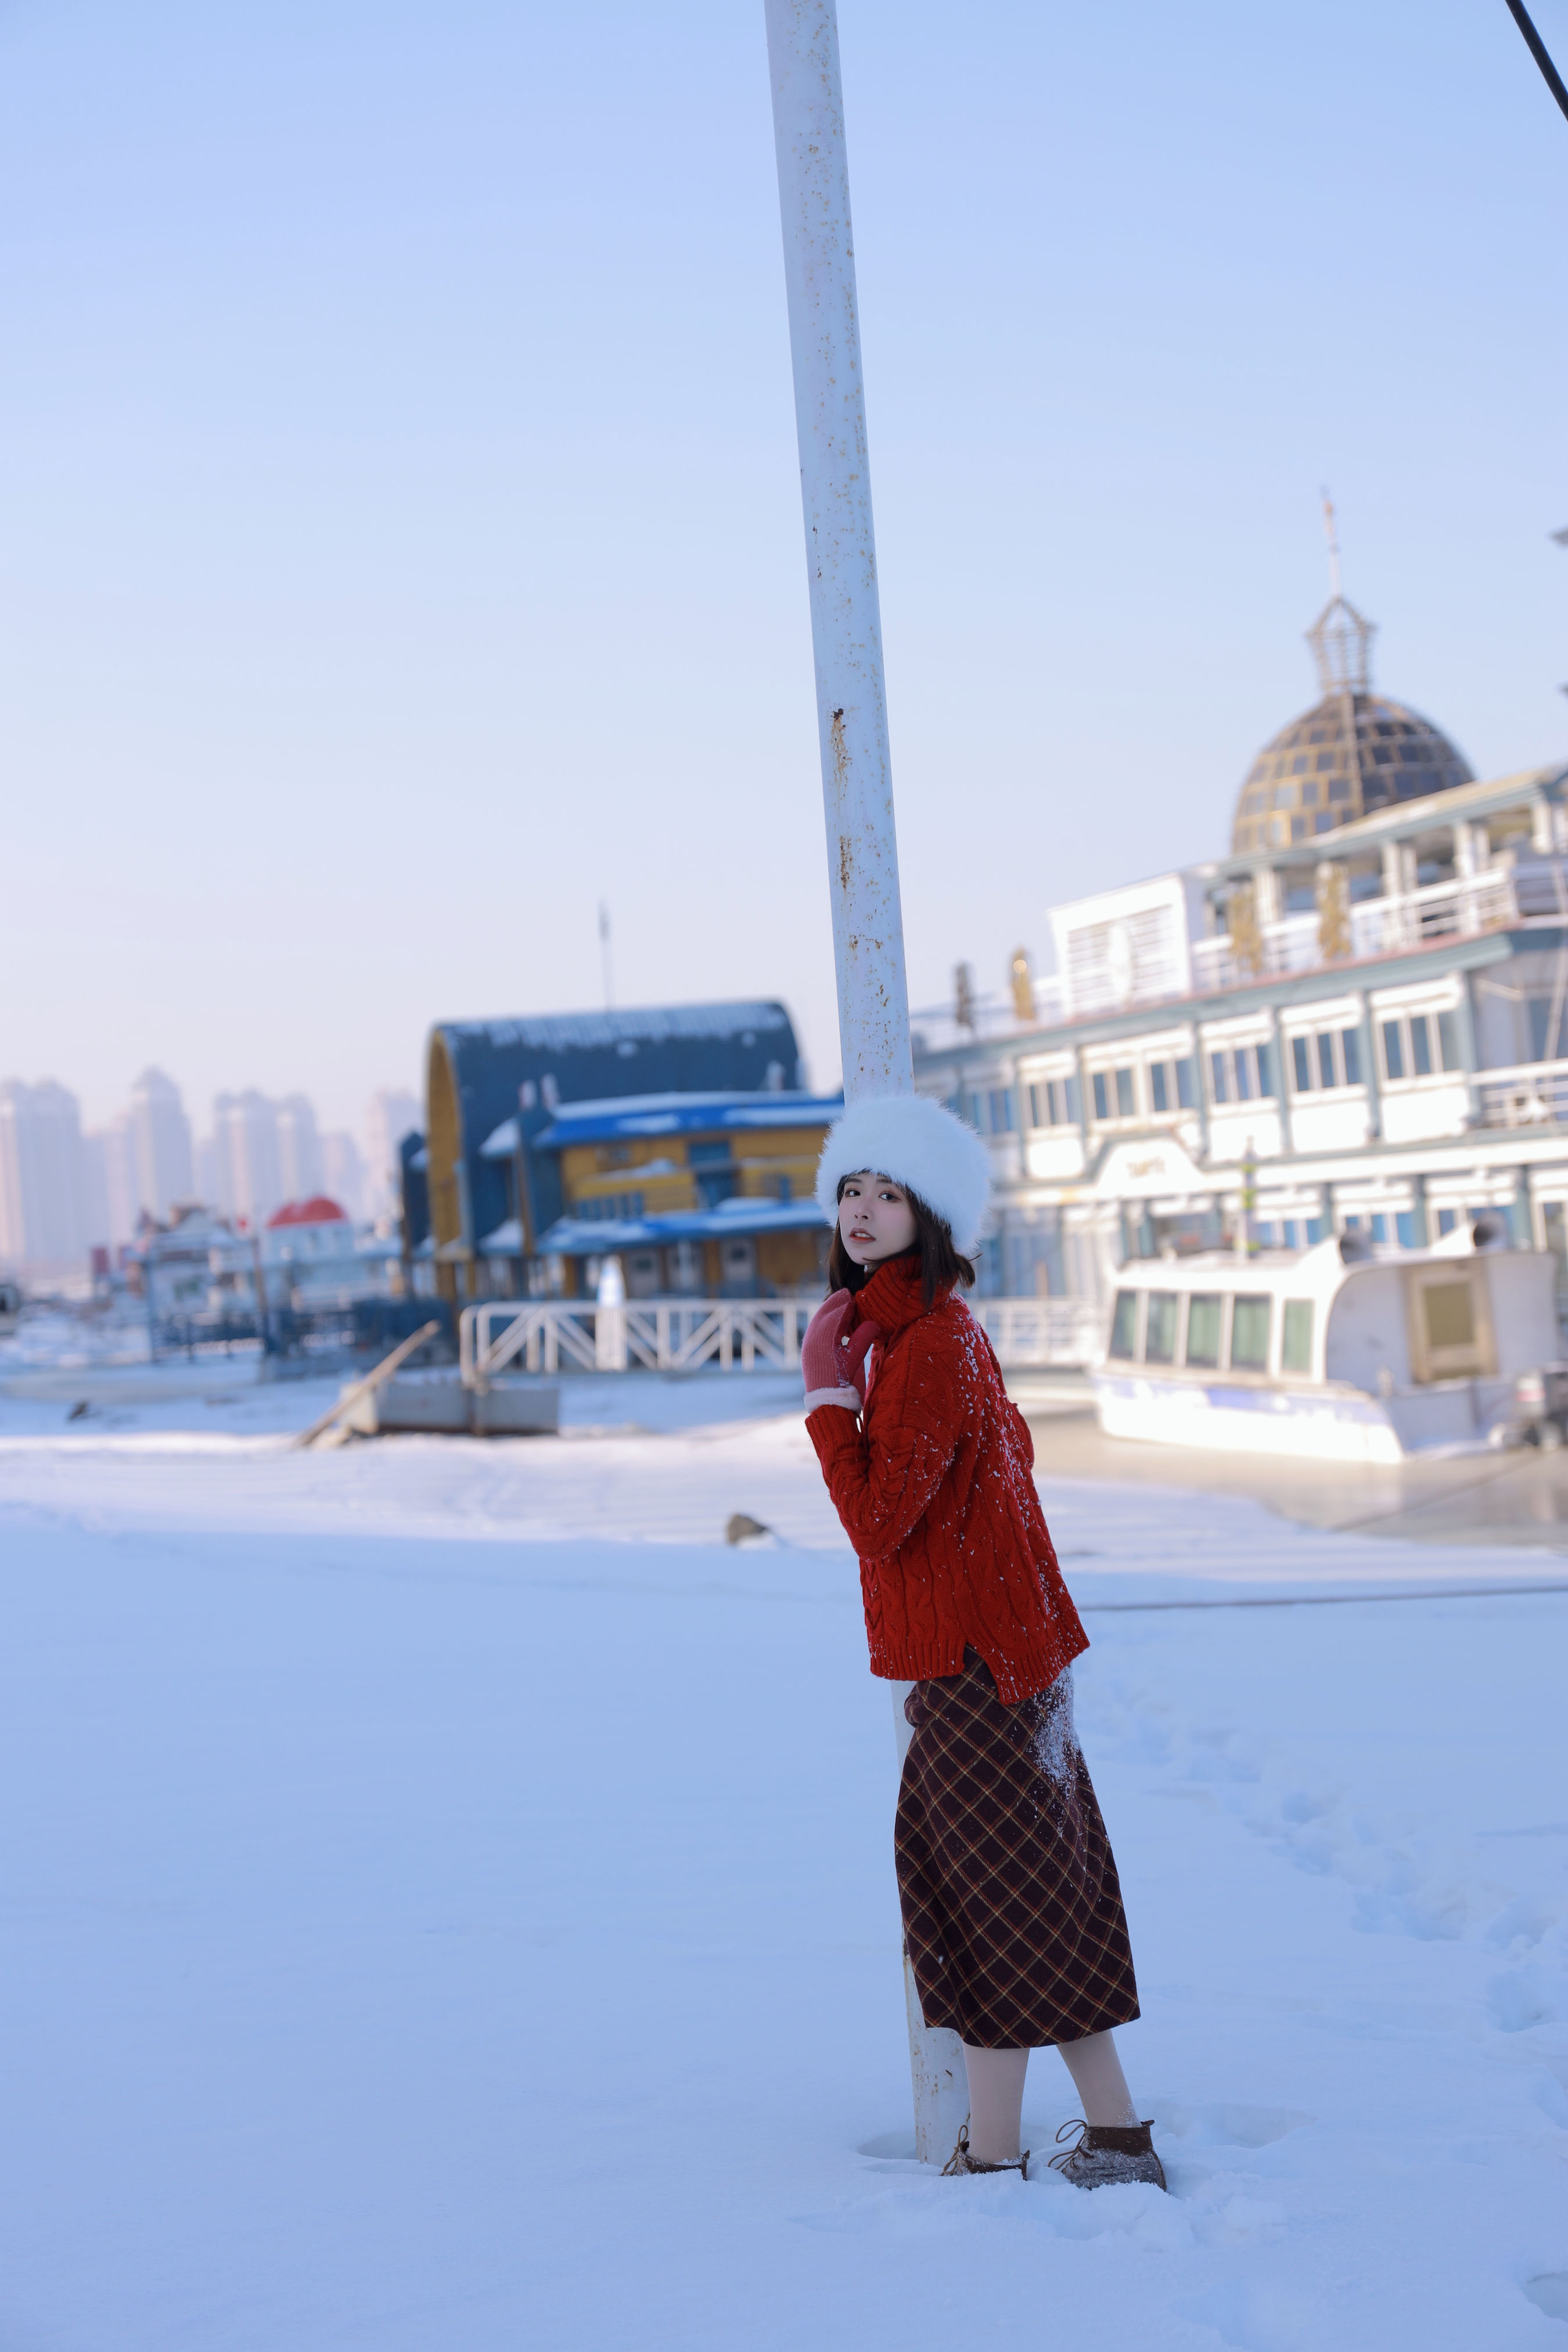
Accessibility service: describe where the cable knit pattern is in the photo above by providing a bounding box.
[806,1256,1088,1704]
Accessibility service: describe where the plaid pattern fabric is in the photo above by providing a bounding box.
[896,1649,1141,2050]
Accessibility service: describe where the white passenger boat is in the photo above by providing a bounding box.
[1091,1225,1560,1462]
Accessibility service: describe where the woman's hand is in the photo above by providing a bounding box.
[802,1292,882,1409]
[802,1290,855,1394]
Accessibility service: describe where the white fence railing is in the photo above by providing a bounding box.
[461,1299,813,1384]
[973,1298,1102,1369]
[1475,1058,1568,1131]
[1189,870,1523,996]
[459,1294,1103,1384]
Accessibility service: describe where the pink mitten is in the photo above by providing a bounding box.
[801,1290,855,1391]
[841,1319,882,1402]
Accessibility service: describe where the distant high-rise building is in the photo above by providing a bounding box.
[196,1129,226,1215]
[128,1069,195,1218]
[79,1131,112,1251]
[365,1089,422,1220]
[80,1116,138,1246]
[208,1091,285,1228]
[277,1094,323,1203]
[321,1132,366,1222]
[0,1080,87,1269]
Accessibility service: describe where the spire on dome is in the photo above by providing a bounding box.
[1304,488,1376,696]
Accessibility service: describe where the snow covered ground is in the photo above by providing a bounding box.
[1,1373,1565,2349]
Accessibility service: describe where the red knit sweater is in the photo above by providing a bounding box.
[806,1256,1087,1704]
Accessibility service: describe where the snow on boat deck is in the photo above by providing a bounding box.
[0,1376,1563,2349]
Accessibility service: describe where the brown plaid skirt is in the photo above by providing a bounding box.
[896,1648,1140,2050]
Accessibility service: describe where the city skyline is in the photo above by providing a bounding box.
[0,1066,420,1272]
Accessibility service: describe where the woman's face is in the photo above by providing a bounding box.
[838,1172,918,1265]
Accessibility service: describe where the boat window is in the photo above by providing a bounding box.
[1109,1290,1140,1360]
[1185,1294,1222,1368]
[1145,1294,1179,1364]
[1405,1265,1495,1381]
[1230,1296,1271,1371]
[1281,1299,1313,1373]
[1422,1281,1473,1351]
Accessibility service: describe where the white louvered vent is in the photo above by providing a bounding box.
[1125,905,1180,1001]
[1063,905,1178,1017]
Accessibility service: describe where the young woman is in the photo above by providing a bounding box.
[800,1095,1165,2189]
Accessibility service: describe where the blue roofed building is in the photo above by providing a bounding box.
[500,1089,843,1297]
[421,1001,827,1299]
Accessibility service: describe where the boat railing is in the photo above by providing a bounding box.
[1473,1058,1568,1130]
[1190,868,1522,995]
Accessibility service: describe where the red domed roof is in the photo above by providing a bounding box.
[267,1195,348,1228]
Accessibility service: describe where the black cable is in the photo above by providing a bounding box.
[1504,0,1568,124]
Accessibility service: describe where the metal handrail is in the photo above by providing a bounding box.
[1188,869,1522,996]
[1474,1058,1568,1129]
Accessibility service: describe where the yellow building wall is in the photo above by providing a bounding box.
[757,1228,829,1292]
[559,1124,827,1215]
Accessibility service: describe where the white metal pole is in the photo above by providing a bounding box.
[764,0,966,2166]
[764,0,913,1109]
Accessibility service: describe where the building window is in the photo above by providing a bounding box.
[1089,1065,1138,1122]
[1027,1076,1077,1130]
[1379,1009,1462,1084]
[1291,1026,1362,1093]
[580,1191,645,1222]
[966,1088,1019,1136]
[687,1141,735,1207]
[1146,1055,1195,1114]
[1209,1042,1273,1106]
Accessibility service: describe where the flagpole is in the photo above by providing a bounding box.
[763,0,967,2164]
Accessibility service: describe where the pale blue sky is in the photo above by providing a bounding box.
[3,0,1565,1131]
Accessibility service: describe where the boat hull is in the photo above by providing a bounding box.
[1092,1371,1405,1463]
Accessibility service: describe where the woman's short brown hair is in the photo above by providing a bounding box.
[826,1171,977,1308]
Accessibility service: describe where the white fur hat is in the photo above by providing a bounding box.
[815,1094,991,1256]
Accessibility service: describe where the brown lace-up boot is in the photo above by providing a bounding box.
[941,2125,1030,2180]
[1048,2119,1166,2191]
